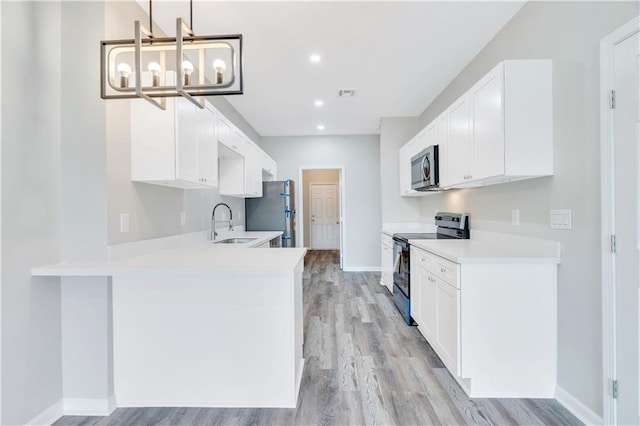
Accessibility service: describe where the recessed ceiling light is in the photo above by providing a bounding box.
[309,54,321,63]
[317,124,325,130]
[314,100,324,107]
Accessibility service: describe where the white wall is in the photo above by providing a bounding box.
[1,2,64,424]
[379,117,420,223]
[261,135,381,269]
[380,1,638,417]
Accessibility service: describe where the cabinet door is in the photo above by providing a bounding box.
[217,116,233,149]
[175,98,199,184]
[381,243,393,292]
[418,267,437,342]
[472,65,505,180]
[197,106,218,187]
[447,95,472,185]
[438,113,449,186]
[423,121,439,148]
[435,278,460,375]
[130,97,176,182]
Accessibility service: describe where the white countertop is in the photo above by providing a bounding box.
[32,231,307,277]
[409,235,561,264]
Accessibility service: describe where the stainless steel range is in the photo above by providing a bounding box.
[392,212,470,325]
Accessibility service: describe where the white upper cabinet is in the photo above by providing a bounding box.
[444,94,472,186]
[446,60,553,188]
[131,96,217,189]
[400,59,553,191]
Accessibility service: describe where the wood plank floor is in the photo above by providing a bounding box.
[54,250,582,426]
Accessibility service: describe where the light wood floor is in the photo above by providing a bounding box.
[54,250,582,426]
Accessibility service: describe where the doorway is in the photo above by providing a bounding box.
[600,17,639,426]
[297,166,345,269]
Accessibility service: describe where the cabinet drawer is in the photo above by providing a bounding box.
[415,250,435,273]
[433,256,459,287]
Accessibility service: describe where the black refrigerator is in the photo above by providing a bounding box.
[245,180,296,247]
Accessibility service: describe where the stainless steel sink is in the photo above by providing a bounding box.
[213,237,258,245]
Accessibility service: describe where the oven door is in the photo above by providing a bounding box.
[392,238,410,297]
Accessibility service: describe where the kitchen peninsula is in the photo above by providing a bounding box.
[32,232,307,409]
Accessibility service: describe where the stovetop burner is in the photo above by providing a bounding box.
[392,232,459,242]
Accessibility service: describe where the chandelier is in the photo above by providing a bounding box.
[100,0,243,110]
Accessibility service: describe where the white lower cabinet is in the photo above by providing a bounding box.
[410,246,557,398]
[380,233,394,293]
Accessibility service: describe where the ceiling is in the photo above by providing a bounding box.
[140,1,525,137]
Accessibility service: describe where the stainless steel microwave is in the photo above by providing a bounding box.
[411,145,439,191]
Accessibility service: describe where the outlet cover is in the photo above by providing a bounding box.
[120,213,130,233]
[180,212,186,226]
[550,209,572,230]
[512,209,520,225]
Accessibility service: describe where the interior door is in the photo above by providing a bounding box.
[310,183,339,249]
[613,31,640,426]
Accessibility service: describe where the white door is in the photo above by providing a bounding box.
[310,183,339,250]
[613,31,640,426]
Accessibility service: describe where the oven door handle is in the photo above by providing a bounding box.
[393,239,409,249]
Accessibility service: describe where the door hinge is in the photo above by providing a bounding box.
[609,90,616,109]
[613,380,619,399]
[611,235,617,254]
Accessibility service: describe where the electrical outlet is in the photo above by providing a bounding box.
[236,210,241,221]
[550,209,572,230]
[512,209,520,225]
[180,212,186,226]
[120,213,130,233]
[221,212,227,221]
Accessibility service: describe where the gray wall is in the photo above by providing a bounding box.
[379,117,421,223]
[105,1,260,246]
[302,169,340,247]
[407,1,637,416]
[1,2,64,424]
[261,135,381,269]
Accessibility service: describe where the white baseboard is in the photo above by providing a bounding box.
[555,385,603,425]
[26,400,64,426]
[343,266,381,272]
[63,395,116,416]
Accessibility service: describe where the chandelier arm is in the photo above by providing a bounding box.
[149,0,153,37]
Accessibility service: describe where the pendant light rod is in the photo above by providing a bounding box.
[190,0,193,31]
[149,0,154,36]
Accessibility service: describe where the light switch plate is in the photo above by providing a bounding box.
[512,209,520,226]
[120,213,130,233]
[550,209,572,230]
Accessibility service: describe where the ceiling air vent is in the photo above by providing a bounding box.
[338,89,357,97]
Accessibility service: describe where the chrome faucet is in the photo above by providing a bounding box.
[211,203,233,240]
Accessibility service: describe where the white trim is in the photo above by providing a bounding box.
[600,16,639,426]
[556,385,604,426]
[62,395,116,416]
[343,266,381,272]
[297,165,346,269]
[25,400,64,426]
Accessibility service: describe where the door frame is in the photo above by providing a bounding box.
[297,165,346,269]
[308,182,340,250]
[600,16,639,426]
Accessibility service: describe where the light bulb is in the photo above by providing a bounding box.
[182,60,194,86]
[117,63,131,88]
[147,61,161,87]
[213,59,226,84]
